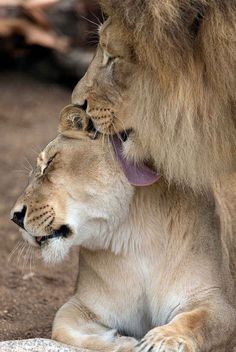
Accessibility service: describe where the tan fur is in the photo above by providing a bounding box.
[69,7,236,349]
[11,109,236,351]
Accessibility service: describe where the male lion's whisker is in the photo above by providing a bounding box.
[101,11,105,24]
[107,132,119,168]
[93,129,99,140]
[79,15,100,29]
[87,39,99,46]
[89,11,102,27]
[83,28,99,40]
[114,116,127,136]
[101,132,106,149]
[111,122,125,145]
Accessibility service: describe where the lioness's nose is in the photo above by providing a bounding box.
[11,206,27,229]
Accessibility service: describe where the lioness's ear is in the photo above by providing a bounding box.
[58,104,98,139]
[59,105,87,132]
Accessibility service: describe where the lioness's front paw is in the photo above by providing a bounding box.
[115,336,137,352]
[136,327,196,352]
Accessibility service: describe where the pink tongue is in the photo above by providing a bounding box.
[110,135,161,186]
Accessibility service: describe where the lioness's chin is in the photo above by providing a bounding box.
[20,229,74,264]
[41,237,73,264]
[20,229,38,247]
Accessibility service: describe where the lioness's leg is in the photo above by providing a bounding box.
[52,296,137,351]
[137,297,236,352]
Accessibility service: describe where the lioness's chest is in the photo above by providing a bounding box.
[76,249,170,338]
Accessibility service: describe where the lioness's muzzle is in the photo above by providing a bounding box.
[11,205,27,229]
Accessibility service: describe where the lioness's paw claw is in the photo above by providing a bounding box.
[135,329,195,352]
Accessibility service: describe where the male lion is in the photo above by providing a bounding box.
[72,0,236,192]
[11,107,236,351]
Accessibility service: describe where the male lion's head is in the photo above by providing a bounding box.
[72,17,137,135]
[72,0,236,191]
[10,107,134,263]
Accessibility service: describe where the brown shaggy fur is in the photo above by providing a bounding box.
[99,0,236,192]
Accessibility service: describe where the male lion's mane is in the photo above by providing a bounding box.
[99,0,236,282]
[100,0,236,192]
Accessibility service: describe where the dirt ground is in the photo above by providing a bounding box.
[0,72,79,341]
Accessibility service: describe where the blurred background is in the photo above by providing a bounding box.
[0,0,102,341]
[0,0,102,84]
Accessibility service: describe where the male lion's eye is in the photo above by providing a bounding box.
[107,56,114,65]
[103,50,115,66]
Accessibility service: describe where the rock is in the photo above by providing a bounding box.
[0,338,87,352]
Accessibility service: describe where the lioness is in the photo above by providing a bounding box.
[11,107,236,351]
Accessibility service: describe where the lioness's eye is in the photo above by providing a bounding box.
[42,153,57,174]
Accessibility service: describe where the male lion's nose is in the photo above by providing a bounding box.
[74,100,88,111]
[11,206,27,229]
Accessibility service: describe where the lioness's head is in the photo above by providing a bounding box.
[10,106,134,264]
[72,1,236,191]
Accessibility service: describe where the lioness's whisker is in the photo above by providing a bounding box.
[30,148,41,157]
[22,244,32,274]
[23,157,33,172]
[17,241,27,266]
[17,242,25,265]
[12,169,29,175]
[20,161,32,175]
[23,245,31,273]
[29,247,35,274]
[21,246,27,272]
[8,240,24,263]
